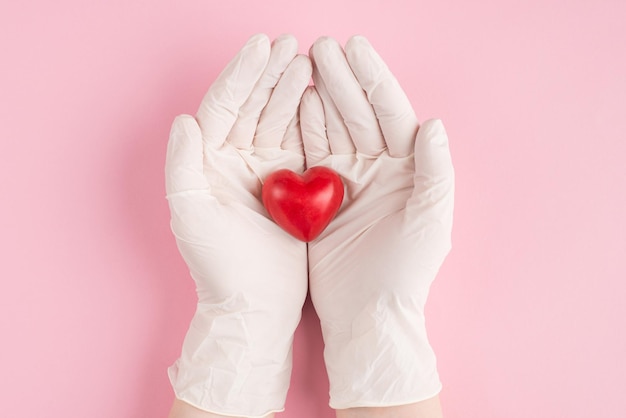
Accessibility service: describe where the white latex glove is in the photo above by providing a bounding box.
[301,36,454,409]
[165,34,311,417]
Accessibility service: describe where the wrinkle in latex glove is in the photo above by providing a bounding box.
[166,34,311,417]
[302,36,454,409]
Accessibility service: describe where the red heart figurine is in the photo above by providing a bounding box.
[262,167,344,242]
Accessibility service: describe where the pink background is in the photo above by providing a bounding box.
[2,0,625,417]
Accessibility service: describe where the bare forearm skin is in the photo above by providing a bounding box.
[335,395,443,418]
[167,399,276,418]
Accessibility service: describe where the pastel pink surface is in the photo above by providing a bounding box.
[1,1,625,417]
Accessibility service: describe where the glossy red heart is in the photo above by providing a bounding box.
[262,167,344,242]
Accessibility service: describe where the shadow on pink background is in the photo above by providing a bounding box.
[1,1,625,417]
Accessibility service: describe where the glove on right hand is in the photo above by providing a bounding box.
[166,34,311,418]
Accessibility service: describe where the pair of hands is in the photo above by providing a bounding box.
[165,34,454,418]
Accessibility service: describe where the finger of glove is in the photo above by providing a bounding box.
[196,34,270,148]
[165,115,209,195]
[227,34,298,149]
[300,86,331,167]
[406,119,454,226]
[345,35,419,158]
[254,54,312,149]
[281,112,304,155]
[310,58,354,155]
[311,37,385,156]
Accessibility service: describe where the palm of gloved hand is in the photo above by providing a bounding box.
[300,36,454,408]
[165,34,312,416]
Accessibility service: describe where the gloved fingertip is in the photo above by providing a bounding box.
[346,34,370,48]
[170,115,193,139]
[242,33,271,58]
[291,54,313,78]
[311,36,339,56]
[247,33,270,47]
[172,114,196,125]
[417,119,448,146]
[271,34,298,62]
[345,35,382,67]
[302,85,318,101]
[314,35,336,45]
[413,119,453,183]
[274,33,297,46]
[171,115,200,141]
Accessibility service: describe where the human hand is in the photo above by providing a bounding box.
[301,36,454,409]
[165,34,311,417]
